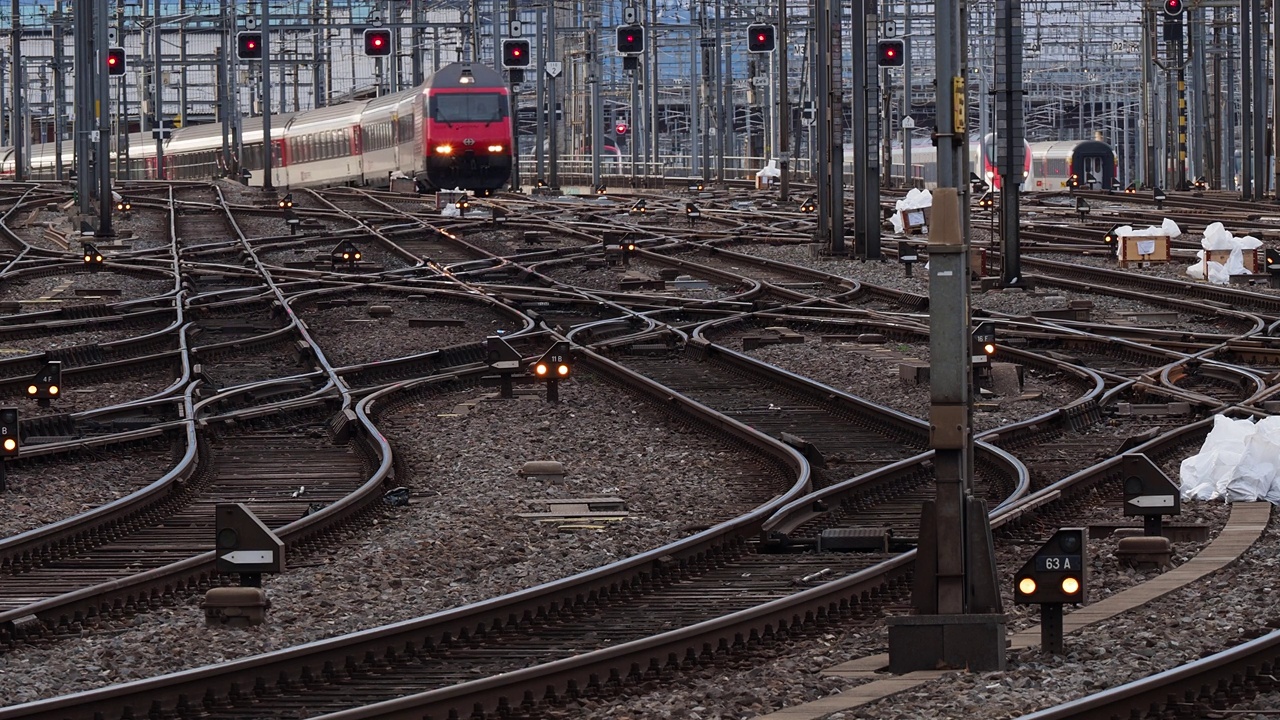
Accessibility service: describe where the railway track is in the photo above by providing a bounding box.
[2,181,1278,719]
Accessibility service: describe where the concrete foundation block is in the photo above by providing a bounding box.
[1117,535,1173,569]
[203,587,270,627]
[887,613,1006,673]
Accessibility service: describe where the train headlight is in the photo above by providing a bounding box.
[487,144,504,153]
[434,144,454,155]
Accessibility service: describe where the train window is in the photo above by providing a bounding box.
[1046,158,1067,176]
[430,93,507,124]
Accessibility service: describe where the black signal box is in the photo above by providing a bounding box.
[363,28,392,56]
[0,406,18,458]
[747,24,776,53]
[533,341,571,378]
[1122,452,1180,537]
[532,341,572,403]
[236,32,262,60]
[1014,527,1087,654]
[1014,527,1087,607]
[215,503,285,577]
[616,25,644,54]
[485,336,523,399]
[27,361,61,404]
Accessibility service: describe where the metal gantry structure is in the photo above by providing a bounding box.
[0,0,1275,232]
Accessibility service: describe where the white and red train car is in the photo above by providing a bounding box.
[0,62,514,193]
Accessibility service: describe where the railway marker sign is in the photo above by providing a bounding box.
[545,61,562,78]
[1121,452,1180,535]
[214,503,285,576]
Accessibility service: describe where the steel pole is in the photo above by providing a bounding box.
[778,0,790,200]
[11,0,23,181]
[261,0,273,191]
[95,0,112,236]
[154,0,164,176]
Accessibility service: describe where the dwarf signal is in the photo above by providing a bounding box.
[0,407,17,457]
[532,341,572,403]
[27,361,62,406]
[331,240,362,267]
[83,242,105,271]
[1014,527,1087,654]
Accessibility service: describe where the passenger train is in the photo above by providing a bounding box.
[890,136,1117,191]
[0,62,514,193]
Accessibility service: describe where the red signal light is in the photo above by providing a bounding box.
[106,47,126,75]
[615,122,628,135]
[363,29,392,56]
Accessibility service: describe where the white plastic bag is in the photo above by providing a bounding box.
[1180,415,1280,503]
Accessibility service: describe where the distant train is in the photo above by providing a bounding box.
[1025,140,1117,191]
[890,136,1117,191]
[0,62,514,193]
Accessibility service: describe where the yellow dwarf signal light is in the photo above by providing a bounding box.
[982,342,996,356]
[48,385,58,396]
[26,385,36,395]
[535,362,549,377]
[353,251,362,261]
[3,438,15,452]
[556,363,570,377]
[342,252,351,260]
[1018,577,1037,595]
[84,254,92,262]
[1061,577,1081,595]
[95,255,103,262]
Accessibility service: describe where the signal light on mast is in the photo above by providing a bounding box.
[236,32,262,60]
[501,39,531,68]
[877,39,905,66]
[747,24,776,53]
[616,25,645,54]
[363,28,392,56]
[106,47,126,75]
[1163,0,1184,16]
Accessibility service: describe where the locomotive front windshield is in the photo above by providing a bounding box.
[430,93,509,124]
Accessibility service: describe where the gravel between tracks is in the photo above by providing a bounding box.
[0,446,178,538]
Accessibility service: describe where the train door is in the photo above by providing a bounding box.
[1080,155,1105,189]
